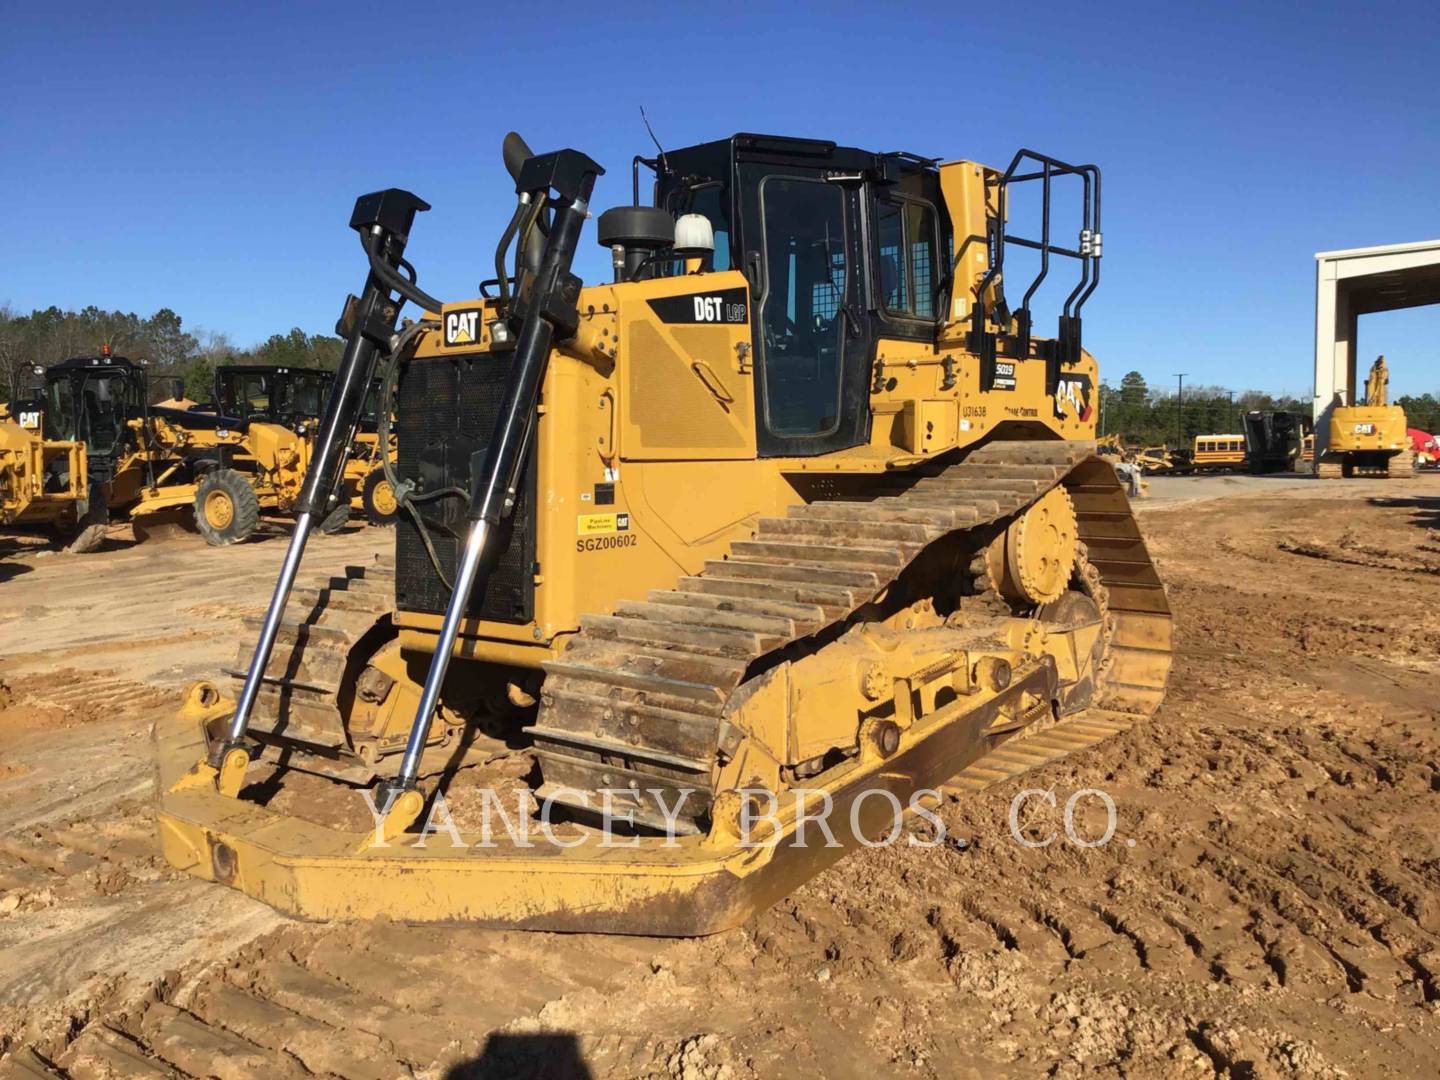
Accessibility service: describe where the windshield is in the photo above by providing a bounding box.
[46,372,133,456]
[279,372,328,420]
[219,372,273,419]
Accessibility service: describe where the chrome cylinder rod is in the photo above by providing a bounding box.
[392,518,491,785]
[221,510,315,748]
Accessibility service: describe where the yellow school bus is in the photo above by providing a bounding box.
[1193,434,1246,471]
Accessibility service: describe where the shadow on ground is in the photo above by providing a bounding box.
[1367,494,1440,529]
[445,1032,593,1079]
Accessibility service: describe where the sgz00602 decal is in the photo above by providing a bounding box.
[577,534,638,553]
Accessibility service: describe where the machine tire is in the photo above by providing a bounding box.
[317,502,352,536]
[63,486,109,555]
[361,467,399,526]
[194,468,260,546]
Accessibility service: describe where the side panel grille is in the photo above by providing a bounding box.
[393,352,536,624]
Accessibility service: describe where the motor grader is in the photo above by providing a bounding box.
[156,132,1172,935]
[34,353,347,547]
[205,363,399,526]
[1317,355,1412,479]
[2,365,98,546]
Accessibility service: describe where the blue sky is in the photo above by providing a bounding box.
[2,0,1436,396]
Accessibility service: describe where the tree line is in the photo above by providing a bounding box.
[6,307,1439,441]
[0,304,343,404]
[1100,371,1440,447]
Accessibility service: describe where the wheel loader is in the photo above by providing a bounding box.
[1317,355,1412,479]
[155,132,1172,935]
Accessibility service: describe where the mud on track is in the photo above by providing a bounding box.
[2,481,1439,1078]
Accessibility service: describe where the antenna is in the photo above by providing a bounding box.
[640,105,668,172]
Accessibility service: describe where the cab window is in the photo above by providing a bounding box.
[876,196,939,320]
[758,176,848,438]
[240,374,270,417]
[660,181,732,274]
[687,183,732,272]
[286,374,326,418]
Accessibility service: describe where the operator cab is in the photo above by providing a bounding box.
[43,353,147,468]
[214,365,331,428]
[8,366,46,432]
[603,134,1099,459]
[607,135,950,457]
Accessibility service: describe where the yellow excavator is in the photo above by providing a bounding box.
[156,132,1172,935]
[1317,355,1412,479]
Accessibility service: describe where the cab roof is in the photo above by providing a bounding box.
[49,354,144,374]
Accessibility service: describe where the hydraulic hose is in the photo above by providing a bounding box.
[374,319,455,590]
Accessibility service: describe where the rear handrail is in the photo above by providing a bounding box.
[970,149,1101,393]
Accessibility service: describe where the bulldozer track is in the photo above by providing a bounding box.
[531,440,1172,830]
[1,921,667,1078]
[223,442,1169,826]
[0,810,158,895]
[223,561,396,758]
[1316,451,1414,480]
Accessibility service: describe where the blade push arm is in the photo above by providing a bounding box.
[380,147,604,819]
[211,189,435,775]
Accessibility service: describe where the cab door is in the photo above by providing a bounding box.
[738,163,872,457]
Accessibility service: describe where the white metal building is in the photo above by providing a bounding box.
[1314,239,1440,450]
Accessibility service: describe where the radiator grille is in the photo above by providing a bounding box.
[393,351,536,624]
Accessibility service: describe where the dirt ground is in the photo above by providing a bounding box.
[1,477,1439,1078]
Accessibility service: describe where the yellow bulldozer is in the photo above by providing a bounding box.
[156,132,1172,935]
[1317,355,1412,479]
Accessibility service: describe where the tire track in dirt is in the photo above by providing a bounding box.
[6,487,1440,1077]
[0,530,392,1068]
